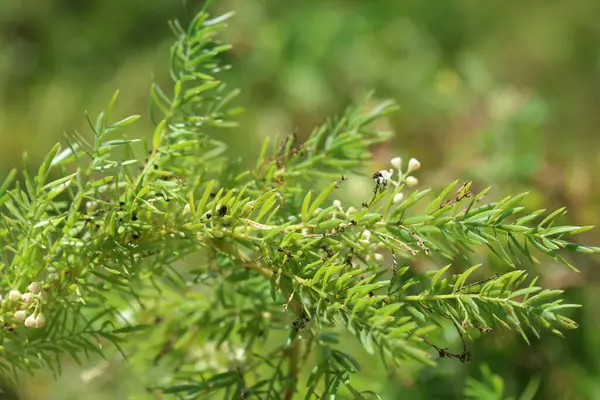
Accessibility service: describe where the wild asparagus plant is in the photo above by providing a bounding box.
[0,4,596,399]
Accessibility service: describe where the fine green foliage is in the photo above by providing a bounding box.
[464,364,540,400]
[0,5,597,399]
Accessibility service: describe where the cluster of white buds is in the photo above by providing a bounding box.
[22,313,45,328]
[86,200,98,212]
[360,230,387,263]
[359,230,388,263]
[14,309,45,328]
[327,199,358,219]
[389,156,421,189]
[7,281,47,328]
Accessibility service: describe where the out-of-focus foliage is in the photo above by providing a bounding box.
[0,0,599,399]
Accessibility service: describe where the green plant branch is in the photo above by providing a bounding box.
[0,5,596,400]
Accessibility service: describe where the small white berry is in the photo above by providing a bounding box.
[8,290,21,302]
[407,158,421,173]
[333,200,342,208]
[374,253,384,261]
[24,315,36,328]
[390,157,402,169]
[28,282,42,294]
[14,310,27,322]
[21,292,35,303]
[393,192,404,203]
[406,176,419,187]
[35,313,46,328]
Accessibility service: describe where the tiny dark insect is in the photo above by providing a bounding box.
[292,314,310,331]
[218,205,227,217]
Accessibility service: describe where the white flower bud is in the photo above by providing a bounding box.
[24,315,36,328]
[233,347,245,361]
[390,157,402,169]
[86,201,98,211]
[28,282,42,294]
[183,203,192,214]
[393,192,404,203]
[21,292,35,303]
[35,313,46,328]
[313,208,322,216]
[14,310,27,322]
[407,158,421,173]
[333,200,342,208]
[374,253,384,261]
[406,176,419,187]
[346,207,356,215]
[8,290,21,302]
[359,239,370,247]
[48,272,59,282]
[361,230,371,240]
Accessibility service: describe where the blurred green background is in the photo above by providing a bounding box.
[1,0,600,398]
